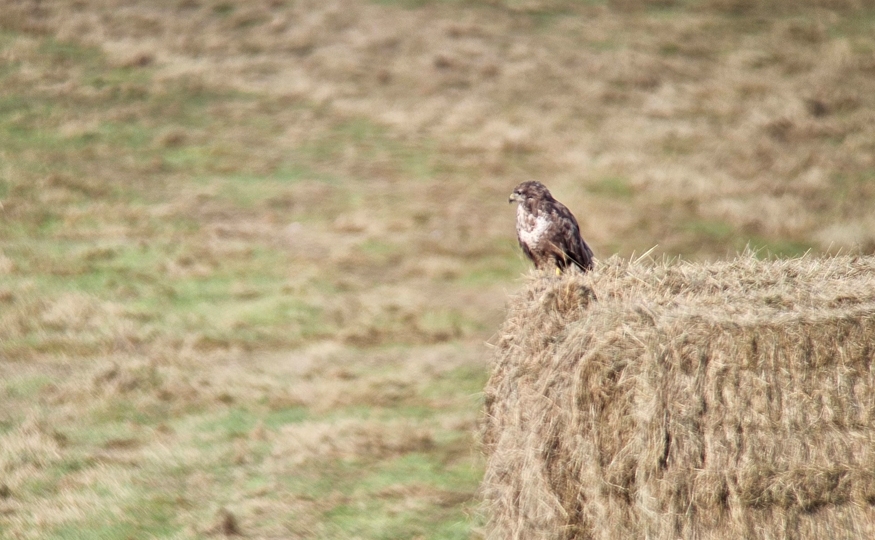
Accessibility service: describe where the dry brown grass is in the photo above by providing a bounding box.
[482,254,875,539]
[4,0,875,259]
[0,342,487,539]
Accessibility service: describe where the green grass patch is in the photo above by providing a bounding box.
[195,404,310,439]
[198,406,260,439]
[1,234,332,351]
[683,218,735,242]
[202,173,311,208]
[50,494,180,540]
[320,452,481,539]
[587,176,635,198]
[298,116,437,180]
[744,237,815,258]
[264,405,309,428]
[421,364,489,403]
[4,374,53,398]
[92,398,171,426]
[64,419,143,448]
[459,251,525,285]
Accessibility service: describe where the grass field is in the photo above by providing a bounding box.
[1,0,874,538]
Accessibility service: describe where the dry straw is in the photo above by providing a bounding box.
[482,254,875,540]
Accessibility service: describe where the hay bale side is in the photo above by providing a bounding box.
[482,255,875,540]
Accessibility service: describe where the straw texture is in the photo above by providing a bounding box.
[482,255,875,540]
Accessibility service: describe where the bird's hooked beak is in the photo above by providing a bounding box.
[508,192,523,204]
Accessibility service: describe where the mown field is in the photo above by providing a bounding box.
[1,0,874,538]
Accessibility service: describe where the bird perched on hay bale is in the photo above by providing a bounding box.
[509,181,594,273]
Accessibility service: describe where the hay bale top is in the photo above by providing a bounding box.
[604,254,870,311]
[498,254,875,377]
[502,254,875,340]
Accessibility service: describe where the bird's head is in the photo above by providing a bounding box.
[508,181,551,205]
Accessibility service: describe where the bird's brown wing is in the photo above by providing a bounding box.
[551,202,594,272]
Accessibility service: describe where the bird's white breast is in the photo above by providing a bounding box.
[517,205,551,246]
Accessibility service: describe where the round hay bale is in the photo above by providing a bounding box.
[481,255,875,540]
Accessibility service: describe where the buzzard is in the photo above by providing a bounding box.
[508,181,594,273]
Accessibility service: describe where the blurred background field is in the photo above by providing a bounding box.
[1,0,874,538]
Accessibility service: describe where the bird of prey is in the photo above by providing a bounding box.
[508,181,594,273]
